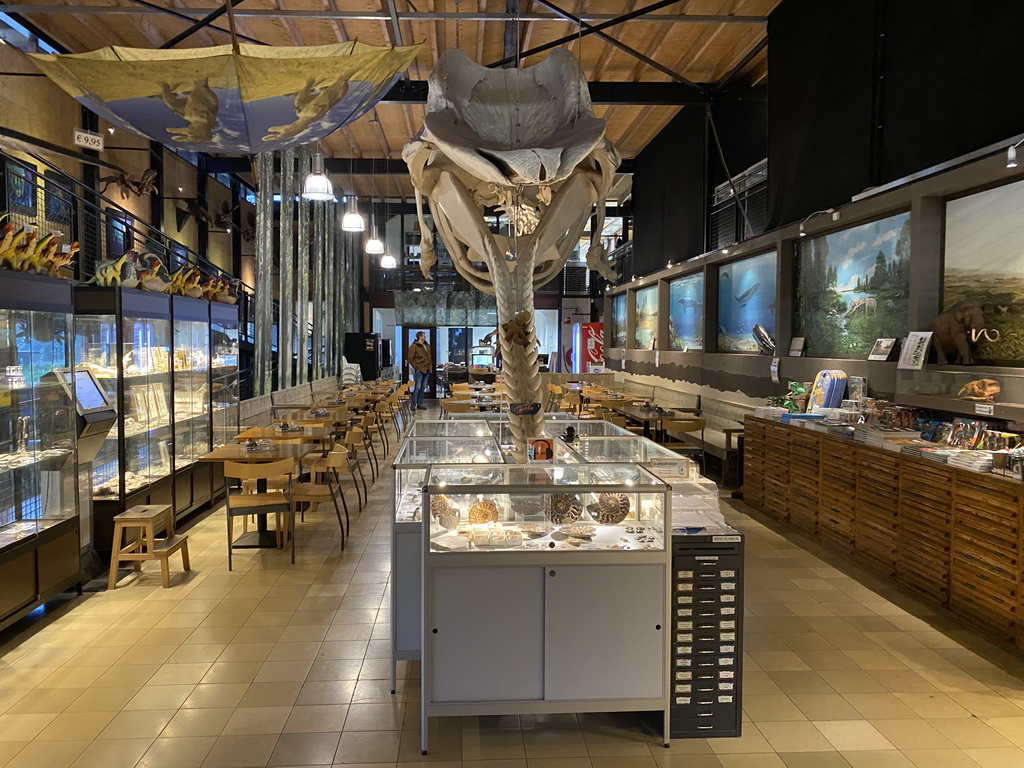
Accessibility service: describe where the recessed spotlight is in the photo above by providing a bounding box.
[178,187,183,193]
[107,127,115,135]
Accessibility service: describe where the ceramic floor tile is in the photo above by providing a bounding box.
[268,732,341,766]
[161,708,234,739]
[924,718,1014,749]
[136,736,218,768]
[778,752,852,768]
[812,721,895,751]
[839,751,916,768]
[4,740,89,768]
[757,720,835,753]
[201,734,279,768]
[334,730,401,763]
[69,738,154,768]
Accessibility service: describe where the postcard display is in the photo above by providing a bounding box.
[74,287,239,550]
[0,272,81,630]
[419,462,673,752]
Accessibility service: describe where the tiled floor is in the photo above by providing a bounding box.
[3,411,1024,767]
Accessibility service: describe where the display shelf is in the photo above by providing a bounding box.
[896,366,1024,421]
[0,271,81,631]
[743,416,1024,652]
[406,419,493,438]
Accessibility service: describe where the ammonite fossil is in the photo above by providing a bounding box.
[436,513,460,531]
[593,493,630,525]
[430,494,452,519]
[548,493,583,525]
[468,500,499,525]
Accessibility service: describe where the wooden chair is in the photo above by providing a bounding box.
[310,446,367,510]
[440,400,477,418]
[659,418,706,468]
[291,450,350,551]
[345,426,377,484]
[223,459,296,569]
[377,399,401,441]
[361,411,388,462]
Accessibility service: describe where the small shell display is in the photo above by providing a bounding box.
[430,494,452,519]
[468,500,499,524]
[593,493,630,525]
[548,493,583,525]
[559,525,596,537]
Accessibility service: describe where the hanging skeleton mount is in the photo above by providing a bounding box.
[404,48,620,457]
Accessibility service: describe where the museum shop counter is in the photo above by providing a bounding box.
[744,416,1024,652]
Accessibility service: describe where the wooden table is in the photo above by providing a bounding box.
[612,405,699,439]
[234,426,316,442]
[199,443,314,547]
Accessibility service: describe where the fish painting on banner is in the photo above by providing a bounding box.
[717,251,777,352]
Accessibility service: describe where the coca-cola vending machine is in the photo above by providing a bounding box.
[571,322,604,374]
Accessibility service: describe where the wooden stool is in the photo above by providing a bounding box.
[108,505,191,589]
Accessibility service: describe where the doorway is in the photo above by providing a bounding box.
[402,327,437,400]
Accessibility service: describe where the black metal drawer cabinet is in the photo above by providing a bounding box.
[670,532,744,739]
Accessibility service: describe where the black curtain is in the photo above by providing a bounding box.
[766,0,876,229]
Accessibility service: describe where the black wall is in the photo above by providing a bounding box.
[632,98,767,278]
[767,0,1024,228]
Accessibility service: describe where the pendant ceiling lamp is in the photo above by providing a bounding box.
[29,26,419,155]
[366,228,385,255]
[302,151,334,201]
[341,201,365,232]
[380,253,397,269]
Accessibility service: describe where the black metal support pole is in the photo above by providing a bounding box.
[159,0,246,49]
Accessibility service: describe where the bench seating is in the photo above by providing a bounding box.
[667,397,749,484]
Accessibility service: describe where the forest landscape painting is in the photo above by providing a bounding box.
[718,251,777,352]
[611,294,626,347]
[794,212,910,357]
[634,285,657,348]
[668,272,703,350]
[944,179,1024,362]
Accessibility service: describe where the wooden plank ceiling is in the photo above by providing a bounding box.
[14,0,776,200]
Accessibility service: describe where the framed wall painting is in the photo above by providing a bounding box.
[105,212,134,258]
[5,161,37,217]
[668,272,703,351]
[610,293,626,347]
[794,211,911,357]
[944,178,1024,363]
[633,285,658,349]
[717,251,777,352]
[43,171,73,225]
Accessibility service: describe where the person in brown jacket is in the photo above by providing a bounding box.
[407,331,431,409]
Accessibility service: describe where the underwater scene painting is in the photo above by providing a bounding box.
[634,285,658,348]
[944,179,1024,363]
[668,272,703,350]
[794,212,910,357]
[717,251,777,352]
[610,294,626,347]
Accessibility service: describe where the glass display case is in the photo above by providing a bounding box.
[393,436,503,524]
[406,419,493,438]
[75,289,173,504]
[0,272,81,629]
[172,297,211,469]
[210,302,239,448]
[545,418,634,438]
[568,435,685,466]
[896,365,1024,421]
[423,463,669,553]
[0,278,76,549]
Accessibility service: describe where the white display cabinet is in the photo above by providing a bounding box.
[419,463,671,752]
[568,435,687,467]
[390,435,502,692]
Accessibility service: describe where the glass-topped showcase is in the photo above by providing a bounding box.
[393,436,502,524]
[407,419,493,438]
[423,463,669,553]
[569,435,684,465]
[545,419,634,438]
[172,299,211,468]
[210,303,239,448]
[0,286,77,550]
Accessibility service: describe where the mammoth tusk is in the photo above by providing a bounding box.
[984,328,1001,342]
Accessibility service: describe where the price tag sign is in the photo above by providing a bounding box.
[73,129,104,152]
[975,403,995,416]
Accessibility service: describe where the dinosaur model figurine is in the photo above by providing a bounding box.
[86,252,135,286]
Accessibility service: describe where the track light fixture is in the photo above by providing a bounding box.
[1007,139,1024,169]
[798,208,836,237]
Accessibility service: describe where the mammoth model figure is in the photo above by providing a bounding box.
[403,49,620,458]
[931,300,984,365]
